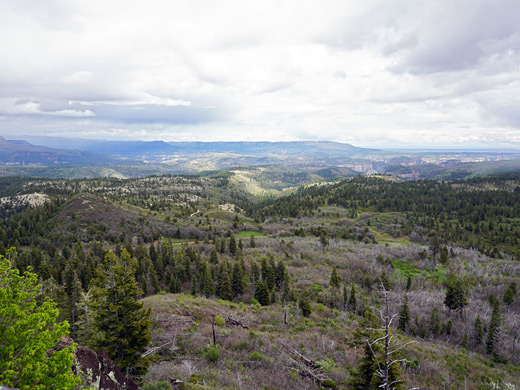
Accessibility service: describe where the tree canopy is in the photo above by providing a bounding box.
[0,252,78,390]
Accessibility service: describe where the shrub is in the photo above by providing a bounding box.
[248,351,265,361]
[202,344,221,362]
[143,381,171,390]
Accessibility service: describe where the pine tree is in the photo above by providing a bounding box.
[219,269,233,301]
[329,266,341,289]
[439,246,449,265]
[405,275,412,291]
[231,262,244,297]
[349,283,357,312]
[275,260,287,289]
[254,281,270,306]
[250,261,260,283]
[348,342,378,390]
[169,275,181,294]
[299,297,311,317]
[503,281,517,305]
[444,277,468,317]
[209,248,219,264]
[486,301,502,356]
[90,250,151,375]
[474,315,483,345]
[429,306,441,336]
[398,295,410,332]
[249,235,256,248]
[229,236,237,256]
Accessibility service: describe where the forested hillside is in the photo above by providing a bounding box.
[1,172,519,389]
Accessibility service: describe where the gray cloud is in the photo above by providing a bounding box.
[0,0,519,147]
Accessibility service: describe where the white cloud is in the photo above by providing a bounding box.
[0,0,519,147]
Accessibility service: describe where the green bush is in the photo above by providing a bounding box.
[248,351,265,361]
[143,381,171,390]
[202,344,222,362]
[322,379,337,389]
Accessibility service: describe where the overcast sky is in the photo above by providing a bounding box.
[1,0,520,147]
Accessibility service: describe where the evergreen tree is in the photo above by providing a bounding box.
[275,260,287,289]
[486,301,503,356]
[231,262,245,297]
[405,275,412,291]
[429,306,441,336]
[263,259,276,291]
[398,295,410,332]
[250,261,260,283]
[250,234,256,248]
[329,266,341,289]
[228,236,237,256]
[503,281,517,305]
[209,248,219,264]
[348,342,378,390]
[439,246,449,265]
[90,250,151,375]
[299,297,312,317]
[254,281,270,306]
[474,315,483,345]
[219,269,233,301]
[444,277,468,317]
[169,275,181,294]
[349,283,357,312]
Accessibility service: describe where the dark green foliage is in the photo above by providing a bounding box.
[486,301,502,356]
[474,315,483,345]
[444,277,468,316]
[169,275,181,294]
[398,295,410,332]
[261,257,276,290]
[429,306,441,336]
[232,262,245,297]
[254,281,270,306]
[209,248,219,263]
[274,260,287,289]
[250,261,260,283]
[299,297,311,317]
[348,343,377,390]
[249,235,256,248]
[229,236,237,256]
[440,246,449,265]
[503,281,517,305]
[218,268,233,301]
[405,275,412,291]
[329,266,341,289]
[90,250,152,374]
[349,283,357,312]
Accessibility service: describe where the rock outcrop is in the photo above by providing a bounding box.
[74,346,139,390]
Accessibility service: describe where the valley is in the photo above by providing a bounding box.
[1,171,520,389]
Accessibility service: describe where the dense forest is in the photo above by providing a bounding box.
[1,172,519,389]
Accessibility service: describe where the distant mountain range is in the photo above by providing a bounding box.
[3,134,520,181]
[8,135,378,158]
[0,136,130,166]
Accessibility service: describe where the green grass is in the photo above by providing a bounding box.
[392,259,448,281]
[371,229,412,246]
[235,230,266,237]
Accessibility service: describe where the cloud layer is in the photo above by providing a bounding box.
[1,0,519,147]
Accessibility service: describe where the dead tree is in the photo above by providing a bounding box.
[367,281,417,390]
